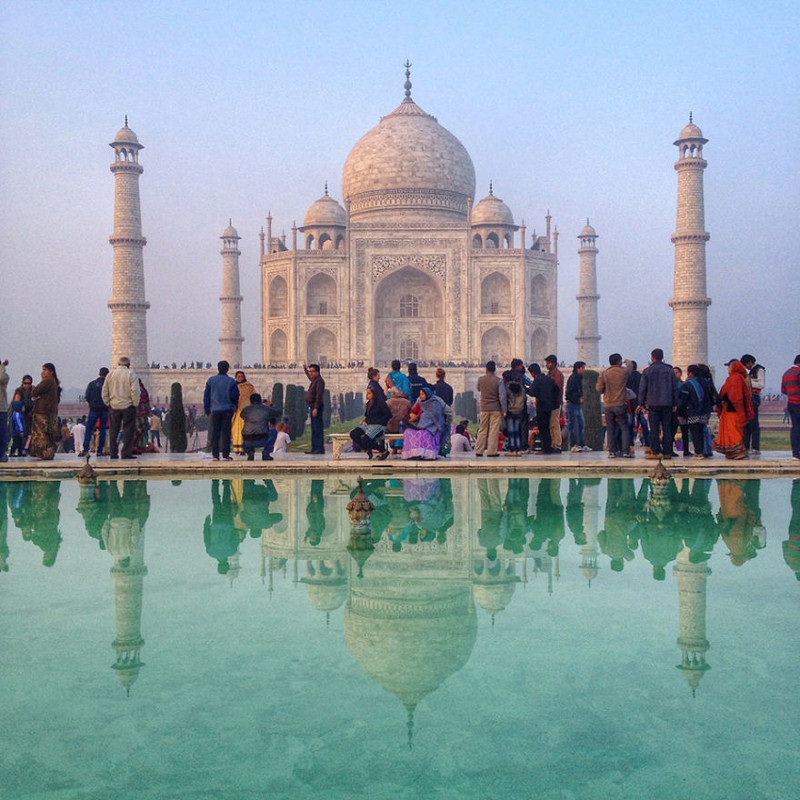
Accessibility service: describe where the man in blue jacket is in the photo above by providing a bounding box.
[637,348,679,459]
[204,361,239,461]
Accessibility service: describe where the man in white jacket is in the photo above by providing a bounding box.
[101,357,140,460]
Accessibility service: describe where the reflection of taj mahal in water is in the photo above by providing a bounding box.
[68,476,773,718]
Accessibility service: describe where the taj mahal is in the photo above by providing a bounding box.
[108,66,711,402]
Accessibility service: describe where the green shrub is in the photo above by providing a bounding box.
[582,369,604,451]
[169,382,187,453]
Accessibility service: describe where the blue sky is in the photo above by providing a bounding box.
[1,0,798,391]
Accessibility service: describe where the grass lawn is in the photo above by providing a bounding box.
[288,417,363,452]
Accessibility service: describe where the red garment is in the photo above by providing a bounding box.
[715,361,754,459]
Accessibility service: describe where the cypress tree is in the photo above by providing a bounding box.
[322,389,331,428]
[582,369,605,451]
[338,393,346,422]
[169,382,187,453]
[271,382,284,411]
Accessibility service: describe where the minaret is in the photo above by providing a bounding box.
[673,545,711,696]
[219,220,243,367]
[670,115,711,372]
[108,118,149,369]
[576,220,600,366]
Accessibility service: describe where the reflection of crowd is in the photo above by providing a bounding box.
[4,476,800,583]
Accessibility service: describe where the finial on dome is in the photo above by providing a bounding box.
[403,59,413,101]
[587,217,590,225]
[124,114,128,127]
[229,218,232,226]
[489,180,493,196]
[324,181,328,196]
[689,111,693,123]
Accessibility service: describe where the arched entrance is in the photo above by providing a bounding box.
[374,266,444,364]
[270,329,288,364]
[481,326,511,364]
[307,327,337,366]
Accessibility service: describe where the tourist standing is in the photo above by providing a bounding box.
[407,363,428,402]
[545,355,564,453]
[367,367,386,401]
[637,349,679,459]
[79,367,109,457]
[149,413,162,448]
[627,361,650,451]
[30,363,61,460]
[231,370,255,455]
[15,374,34,454]
[781,354,800,461]
[385,360,410,399]
[9,390,26,457]
[596,354,633,458]
[433,368,454,406]
[502,368,527,454]
[527,363,559,455]
[102,357,141,460]
[565,361,589,452]
[475,361,506,457]
[741,354,765,454]
[203,360,239,461]
[714,360,754,460]
[303,362,326,454]
[677,365,708,459]
[0,359,8,461]
[71,418,86,455]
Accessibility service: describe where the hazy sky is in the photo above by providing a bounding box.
[1,0,798,392]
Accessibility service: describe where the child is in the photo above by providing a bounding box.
[272,421,292,454]
[9,391,26,457]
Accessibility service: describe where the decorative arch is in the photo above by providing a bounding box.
[335,234,345,250]
[307,327,337,365]
[530,273,549,315]
[305,234,315,250]
[529,327,548,362]
[319,233,333,250]
[486,232,499,249]
[481,326,511,364]
[306,273,336,315]
[374,266,444,364]
[481,272,511,315]
[472,233,483,249]
[270,329,288,363]
[269,275,288,317]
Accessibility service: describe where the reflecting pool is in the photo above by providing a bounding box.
[2,476,798,799]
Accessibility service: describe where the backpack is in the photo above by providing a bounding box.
[506,379,526,414]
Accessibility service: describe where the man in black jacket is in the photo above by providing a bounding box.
[79,367,109,457]
[527,363,559,454]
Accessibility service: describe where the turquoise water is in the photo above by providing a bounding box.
[1,476,798,800]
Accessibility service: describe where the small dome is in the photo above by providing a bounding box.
[113,124,140,146]
[221,220,240,238]
[679,121,704,139]
[304,192,346,227]
[579,219,597,237]
[472,188,514,226]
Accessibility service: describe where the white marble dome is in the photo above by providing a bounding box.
[678,121,705,140]
[304,192,346,227]
[472,189,514,226]
[222,221,240,238]
[342,98,476,221]
[579,220,597,237]
[113,124,140,145]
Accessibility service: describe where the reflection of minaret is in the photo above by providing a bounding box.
[105,482,149,694]
[673,545,711,696]
[670,115,711,372]
[579,481,601,586]
[576,220,600,366]
[108,119,149,370]
[219,220,243,367]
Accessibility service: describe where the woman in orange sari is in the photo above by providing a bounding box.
[714,360,754,459]
[231,371,255,455]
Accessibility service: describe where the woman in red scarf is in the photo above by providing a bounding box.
[714,360,754,459]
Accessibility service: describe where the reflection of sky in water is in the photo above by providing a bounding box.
[1,477,798,799]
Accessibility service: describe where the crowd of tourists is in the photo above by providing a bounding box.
[1,351,799,463]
